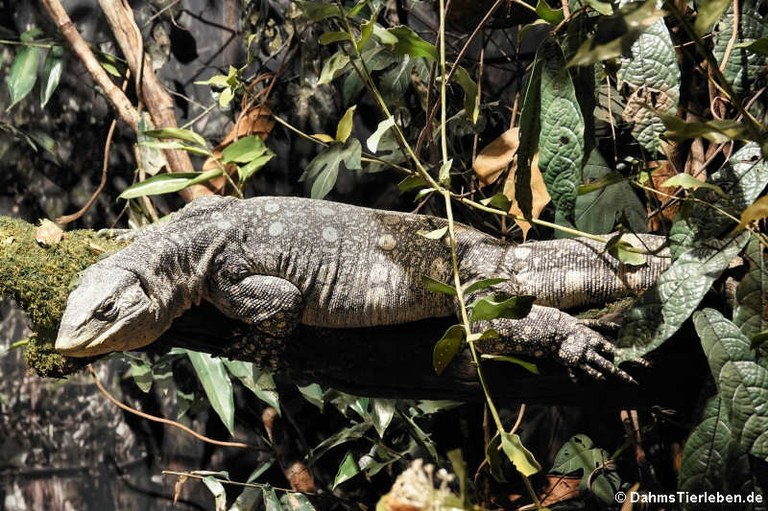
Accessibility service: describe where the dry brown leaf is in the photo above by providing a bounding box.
[473,127,520,186]
[647,160,681,231]
[203,105,276,192]
[540,475,581,507]
[503,152,550,240]
[173,474,188,505]
[34,219,64,247]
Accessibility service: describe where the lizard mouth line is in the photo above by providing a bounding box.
[56,309,145,357]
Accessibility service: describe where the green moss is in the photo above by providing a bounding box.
[0,216,126,377]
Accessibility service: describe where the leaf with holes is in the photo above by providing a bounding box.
[538,39,584,221]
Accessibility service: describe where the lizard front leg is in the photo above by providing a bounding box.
[207,271,304,371]
[471,305,635,383]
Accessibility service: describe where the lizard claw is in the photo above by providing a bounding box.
[556,324,637,384]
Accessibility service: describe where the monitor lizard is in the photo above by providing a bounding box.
[55,195,669,382]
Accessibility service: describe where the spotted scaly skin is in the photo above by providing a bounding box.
[55,195,669,381]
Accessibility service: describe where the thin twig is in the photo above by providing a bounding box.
[87,364,256,450]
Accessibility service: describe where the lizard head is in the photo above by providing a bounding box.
[55,265,165,357]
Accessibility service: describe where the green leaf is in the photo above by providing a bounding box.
[318,51,351,85]
[617,16,680,154]
[40,46,64,108]
[143,127,208,148]
[661,173,725,195]
[660,115,749,144]
[187,351,235,435]
[617,233,750,362]
[6,44,41,110]
[734,237,767,339]
[295,1,342,20]
[385,26,438,60]
[280,492,318,510]
[201,476,227,511]
[694,309,768,460]
[319,31,354,45]
[118,169,223,199]
[433,324,465,375]
[366,116,396,152]
[128,358,153,393]
[551,434,610,475]
[452,66,479,124]
[262,485,282,511]
[501,432,541,477]
[333,451,361,489]
[419,226,448,240]
[438,159,453,185]
[464,277,508,296]
[695,0,732,37]
[223,360,280,411]
[221,135,269,163]
[335,105,357,143]
[584,0,613,15]
[237,153,274,182]
[567,0,665,67]
[309,421,372,462]
[538,39,584,221]
[712,3,768,97]
[536,0,564,24]
[397,174,427,192]
[358,14,376,50]
[738,37,768,56]
[485,433,506,482]
[515,55,543,221]
[371,399,396,438]
[479,193,512,213]
[421,274,457,296]
[302,139,362,199]
[469,295,535,322]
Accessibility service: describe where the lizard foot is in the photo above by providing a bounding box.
[557,325,638,384]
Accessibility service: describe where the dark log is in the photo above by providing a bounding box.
[153,301,711,410]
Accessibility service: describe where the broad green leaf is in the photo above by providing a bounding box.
[419,226,448,240]
[739,37,768,56]
[734,238,767,339]
[143,127,208,148]
[201,476,227,511]
[6,45,41,110]
[464,277,508,296]
[302,139,362,199]
[567,0,664,67]
[371,399,396,438]
[397,174,427,192]
[515,54,543,221]
[695,0,731,36]
[333,451,361,489]
[318,51,351,85]
[358,14,376,50]
[452,66,479,124]
[617,233,750,362]
[237,153,274,182]
[297,383,325,410]
[574,149,647,234]
[118,169,223,199]
[536,0,564,24]
[366,116,396,152]
[335,105,356,143]
[187,351,235,435]
[421,275,457,296]
[479,193,512,213]
[551,434,610,475]
[295,1,342,20]
[712,0,767,96]
[218,87,235,108]
[433,324,465,375]
[469,295,535,322]
[608,239,646,266]
[669,143,768,256]
[501,432,541,477]
[128,358,153,393]
[538,38,584,221]
[385,26,438,60]
[438,159,453,185]
[617,16,680,154]
[223,360,280,411]
[694,309,768,460]
[221,135,269,163]
[40,46,64,108]
[661,173,725,195]
[319,30,353,45]
[485,434,506,482]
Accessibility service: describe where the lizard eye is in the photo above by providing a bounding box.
[94,298,118,322]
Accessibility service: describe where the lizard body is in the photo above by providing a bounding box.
[55,195,669,381]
